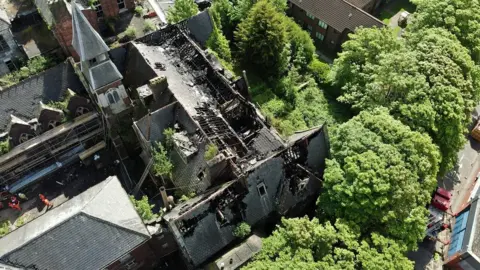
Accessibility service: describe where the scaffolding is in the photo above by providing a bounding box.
[0,112,104,191]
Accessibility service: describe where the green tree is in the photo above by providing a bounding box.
[204,143,218,160]
[234,0,290,78]
[152,142,174,178]
[233,222,251,238]
[206,19,232,62]
[331,27,478,173]
[409,0,480,62]
[167,0,199,24]
[243,217,413,270]
[129,195,159,221]
[318,108,440,249]
[210,0,234,34]
[284,17,315,70]
[308,57,330,84]
[231,0,254,23]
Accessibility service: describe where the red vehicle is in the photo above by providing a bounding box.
[432,194,451,211]
[436,187,453,200]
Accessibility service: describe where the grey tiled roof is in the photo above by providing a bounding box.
[290,0,384,31]
[0,176,150,270]
[71,2,109,61]
[186,11,213,46]
[87,60,123,89]
[0,61,86,132]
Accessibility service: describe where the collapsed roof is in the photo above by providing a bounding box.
[0,61,86,132]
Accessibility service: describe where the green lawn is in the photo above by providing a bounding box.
[378,0,416,24]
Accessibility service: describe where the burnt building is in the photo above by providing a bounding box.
[288,0,384,52]
[108,24,331,268]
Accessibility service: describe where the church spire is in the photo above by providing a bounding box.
[71,1,109,62]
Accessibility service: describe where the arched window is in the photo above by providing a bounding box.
[107,93,115,104]
[113,90,121,103]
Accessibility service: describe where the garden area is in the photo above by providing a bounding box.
[378,0,416,24]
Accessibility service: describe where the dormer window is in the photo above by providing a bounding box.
[113,91,120,102]
[107,93,115,104]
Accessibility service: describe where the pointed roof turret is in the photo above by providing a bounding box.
[71,1,109,61]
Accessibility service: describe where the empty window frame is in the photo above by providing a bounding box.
[4,60,15,71]
[107,93,115,104]
[0,35,9,53]
[306,11,315,20]
[257,183,266,197]
[316,32,325,41]
[318,20,327,29]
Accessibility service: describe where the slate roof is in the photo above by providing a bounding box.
[87,60,123,89]
[289,0,384,31]
[0,176,150,270]
[0,61,86,132]
[71,2,109,61]
[186,10,213,47]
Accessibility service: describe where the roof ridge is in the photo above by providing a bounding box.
[341,0,385,25]
[0,61,69,93]
[80,175,115,210]
[80,211,151,238]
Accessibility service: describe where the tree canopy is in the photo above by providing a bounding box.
[318,108,440,249]
[409,0,480,63]
[330,26,479,173]
[243,217,414,270]
[166,0,199,24]
[234,0,290,78]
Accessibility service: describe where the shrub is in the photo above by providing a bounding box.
[134,6,144,16]
[204,143,218,161]
[144,20,155,32]
[129,195,159,221]
[0,139,9,155]
[0,220,10,237]
[152,142,173,178]
[125,26,136,40]
[0,56,56,88]
[233,222,251,238]
[308,58,330,84]
[163,128,175,150]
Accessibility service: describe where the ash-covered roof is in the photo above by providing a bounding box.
[71,2,109,61]
[0,61,86,132]
[0,176,150,270]
[289,0,383,32]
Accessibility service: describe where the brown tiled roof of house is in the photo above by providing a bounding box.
[290,0,384,32]
[346,0,373,9]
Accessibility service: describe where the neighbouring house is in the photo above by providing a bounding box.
[288,0,384,52]
[34,0,134,59]
[444,193,480,269]
[0,9,26,75]
[0,176,158,270]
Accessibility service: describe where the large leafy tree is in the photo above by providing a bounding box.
[318,108,440,249]
[330,27,478,173]
[410,0,480,63]
[166,0,199,24]
[243,217,413,270]
[206,19,232,62]
[234,0,290,78]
